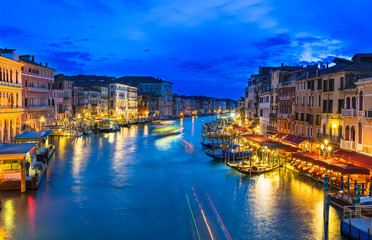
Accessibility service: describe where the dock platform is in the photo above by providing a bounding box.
[342,218,372,240]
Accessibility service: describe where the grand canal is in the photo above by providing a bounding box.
[0,116,345,239]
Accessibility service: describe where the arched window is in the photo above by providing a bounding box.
[346,97,350,109]
[358,123,362,144]
[352,97,356,109]
[338,125,342,138]
[323,123,326,134]
[359,91,364,111]
[351,126,356,141]
[345,125,350,140]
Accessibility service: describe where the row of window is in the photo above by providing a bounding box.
[22,67,53,78]
[0,68,19,84]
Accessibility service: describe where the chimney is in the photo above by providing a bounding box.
[281,63,284,67]
[320,62,324,70]
[31,55,35,62]
[46,62,48,67]
[316,68,319,77]
[326,62,329,69]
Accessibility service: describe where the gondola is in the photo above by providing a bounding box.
[234,164,281,175]
[200,142,212,148]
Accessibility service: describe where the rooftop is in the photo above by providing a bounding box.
[0,143,37,155]
[14,130,53,140]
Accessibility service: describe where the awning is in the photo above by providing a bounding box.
[292,152,330,167]
[330,163,370,175]
[275,133,288,140]
[334,151,372,169]
[283,146,301,153]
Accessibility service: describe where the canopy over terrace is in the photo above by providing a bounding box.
[293,152,370,175]
[0,143,37,160]
[14,130,53,142]
[243,134,286,150]
[334,149,372,170]
[272,133,308,147]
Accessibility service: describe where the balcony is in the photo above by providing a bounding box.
[27,86,49,93]
[279,81,295,88]
[340,139,356,150]
[0,107,23,114]
[0,81,22,89]
[27,105,51,111]
[317,133,341,143]
[277,113,289,119]
[279,96,290,101]
[341,109,357,117]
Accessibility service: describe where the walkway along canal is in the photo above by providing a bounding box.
[0,116,346,239]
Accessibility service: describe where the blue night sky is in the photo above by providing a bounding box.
[1,0,372,98]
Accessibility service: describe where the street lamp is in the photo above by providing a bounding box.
[40,116,45,131]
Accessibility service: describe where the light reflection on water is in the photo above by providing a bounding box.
[0,116,345,240]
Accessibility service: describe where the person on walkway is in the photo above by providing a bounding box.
[25,161,30,177]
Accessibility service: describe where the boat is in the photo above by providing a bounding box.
[234,164,281,175]
[205,151,251,160]
[152,125,183,136]
[201,142,212,148]
[97,119,120,132]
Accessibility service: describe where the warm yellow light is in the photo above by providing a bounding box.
[324,140,328,145]
[332,123,337,129]
[321,144,324,150]
[328,146,332,151]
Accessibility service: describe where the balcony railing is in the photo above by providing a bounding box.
[27,86,49,93]
[0,81,22,89]
[341,109,357,117]
[279,96,290,101]
[27,106,51,110]
[279,81,295,88]
[317,133,341,143]
[277,113,289,119]
[0,107,23,113]
[340,139,356,150]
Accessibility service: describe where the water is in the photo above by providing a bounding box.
[0,116,344,239]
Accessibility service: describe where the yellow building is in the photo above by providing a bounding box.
[0,54,24,143]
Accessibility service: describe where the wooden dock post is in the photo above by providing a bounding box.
[324,174,329,224]
[356,185,361,218]
[21,169,26,193]
[340,176,344,191]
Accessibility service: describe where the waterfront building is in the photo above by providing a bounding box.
[108,83,138,120]
[52,89,65,123]
[18,55,55,131]
[181,96,196,116]
[84,87,101,117]
[127,85,138,120]
[54,74,74,121]
[73,86,84,117]
[341,77,372,154]
[172,94,183,117]
[93,85,109,117]
[294,65,322,140]
[258,90,270,133]
[0,49,24,143]
[319,55,372,147]
[277,70,298,134]
[116,76,173,117]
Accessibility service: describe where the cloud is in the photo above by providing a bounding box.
[254,33,291,49]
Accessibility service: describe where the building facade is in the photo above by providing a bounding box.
[19,55,55,131]
[0,52,24,143]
